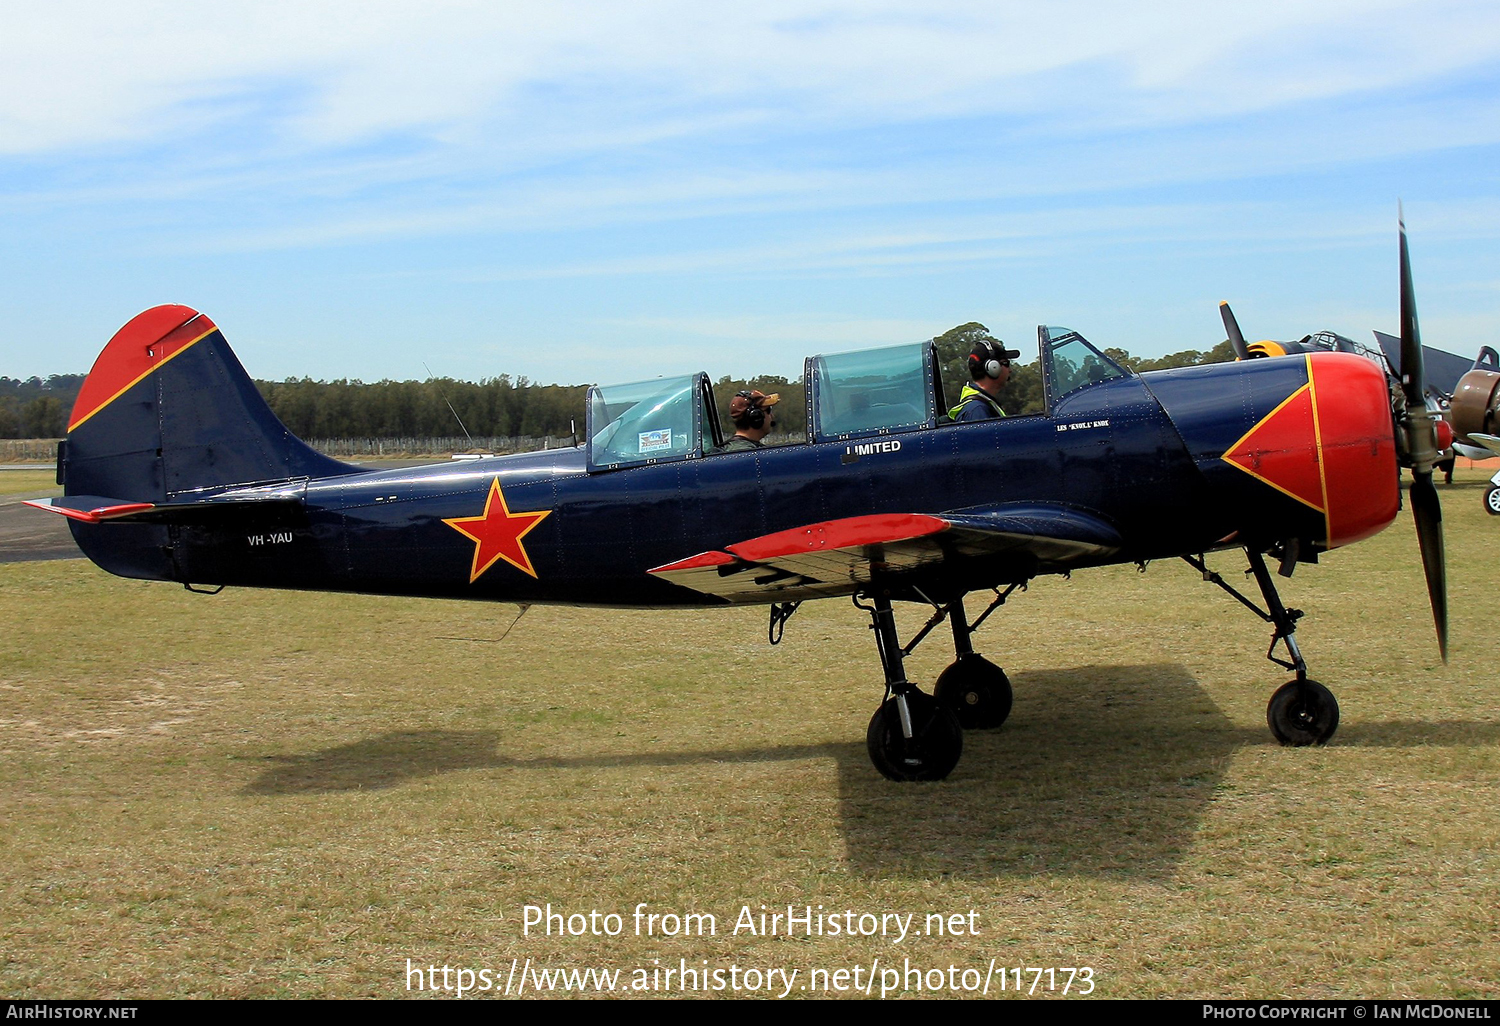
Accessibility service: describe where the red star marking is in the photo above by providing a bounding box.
[443,478,552,581]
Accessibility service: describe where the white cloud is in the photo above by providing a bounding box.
[5,1,1500,156]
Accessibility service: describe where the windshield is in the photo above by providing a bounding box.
[1041,326,1128,404]
[588,374,701,469]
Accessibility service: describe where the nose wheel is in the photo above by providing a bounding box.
[1186,547,1344,747]
[1267,679,1339,746]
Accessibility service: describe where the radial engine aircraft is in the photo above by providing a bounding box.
[1430,344,1500,513]
[28,222,1451,781]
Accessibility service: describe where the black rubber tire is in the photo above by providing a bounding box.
[866,690,963,781]
[1485,485,1500,516]
[1266,679,1340,746]
[933,654,1013,730]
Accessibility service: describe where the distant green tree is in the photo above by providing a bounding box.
[21,395,64,438]
[712,375,806,438]
[0,375,82,438]
[931,322,1045,415]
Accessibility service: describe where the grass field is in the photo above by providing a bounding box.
[0,470,61,501]
[1,471,1497,999]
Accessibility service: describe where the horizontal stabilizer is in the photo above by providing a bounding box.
[26,486,303,525]
[649,504,1121,602]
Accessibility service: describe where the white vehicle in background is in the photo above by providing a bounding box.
[1464,434,1500,514]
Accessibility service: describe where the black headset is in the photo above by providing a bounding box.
[734,390,768,429]
[968,339,1011,381]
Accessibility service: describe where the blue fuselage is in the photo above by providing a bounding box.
[142,358,1336,606]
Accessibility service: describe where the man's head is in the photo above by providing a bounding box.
[730,389,780,438]
[967,338,1020,391]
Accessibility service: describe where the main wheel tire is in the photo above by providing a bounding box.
[1485,485,1500,516]
[933,654,1013,730]
[1266,679,1340,746]
[866,690,963,781]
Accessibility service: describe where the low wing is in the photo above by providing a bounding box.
[648,504,1122,603]
[1465,432,1500,457]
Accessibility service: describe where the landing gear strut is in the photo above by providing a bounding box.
[857,591,962,781]
[1185,547,1340,746]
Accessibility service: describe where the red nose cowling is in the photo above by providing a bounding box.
[1222,352,1398,550]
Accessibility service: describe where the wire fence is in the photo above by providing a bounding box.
[1,439,59,461]
[308,436,579,457]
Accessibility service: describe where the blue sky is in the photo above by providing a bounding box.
[3,1,1499,385]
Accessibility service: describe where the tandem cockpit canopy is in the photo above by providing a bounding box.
[581,327,1132,471]
[805,341,941,442]
[584,342,950,471]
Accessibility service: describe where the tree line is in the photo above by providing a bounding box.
[1,325,1234,441]
[0,375,85,439]
[931,322,1236,417]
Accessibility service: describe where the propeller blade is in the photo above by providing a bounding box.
[1397,208,1449,661]
[1219,301,1251,360]
[1399,209,1427,411]
[1409,469,1449,662]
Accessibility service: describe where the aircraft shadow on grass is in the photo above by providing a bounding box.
[239,662,1323,880]
[242,660,1500,879]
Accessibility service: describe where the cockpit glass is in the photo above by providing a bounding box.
[1042,326,1128,404]
[809,342,932,441]
[587,374,700,469]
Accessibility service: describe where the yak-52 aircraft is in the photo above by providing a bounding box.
[28,221,1451,781]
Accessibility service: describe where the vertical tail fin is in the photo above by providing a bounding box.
[61,305,357,579]
[64,305,354,500]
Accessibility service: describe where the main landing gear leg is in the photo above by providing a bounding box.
[932,593,1014,730]
[1185,549,1340,746]
[857,591,963,781]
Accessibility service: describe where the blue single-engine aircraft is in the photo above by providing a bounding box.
[29,221,1451,780]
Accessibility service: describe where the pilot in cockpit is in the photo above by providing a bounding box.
[718,389,780,452]
[949,338,1019,421]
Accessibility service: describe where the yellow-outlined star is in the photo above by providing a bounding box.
[443,477,552,581]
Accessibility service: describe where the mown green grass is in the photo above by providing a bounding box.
[0,469,61,501]
[1,471,1497,999]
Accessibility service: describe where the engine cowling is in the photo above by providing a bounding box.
[1451,358,1500,442]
